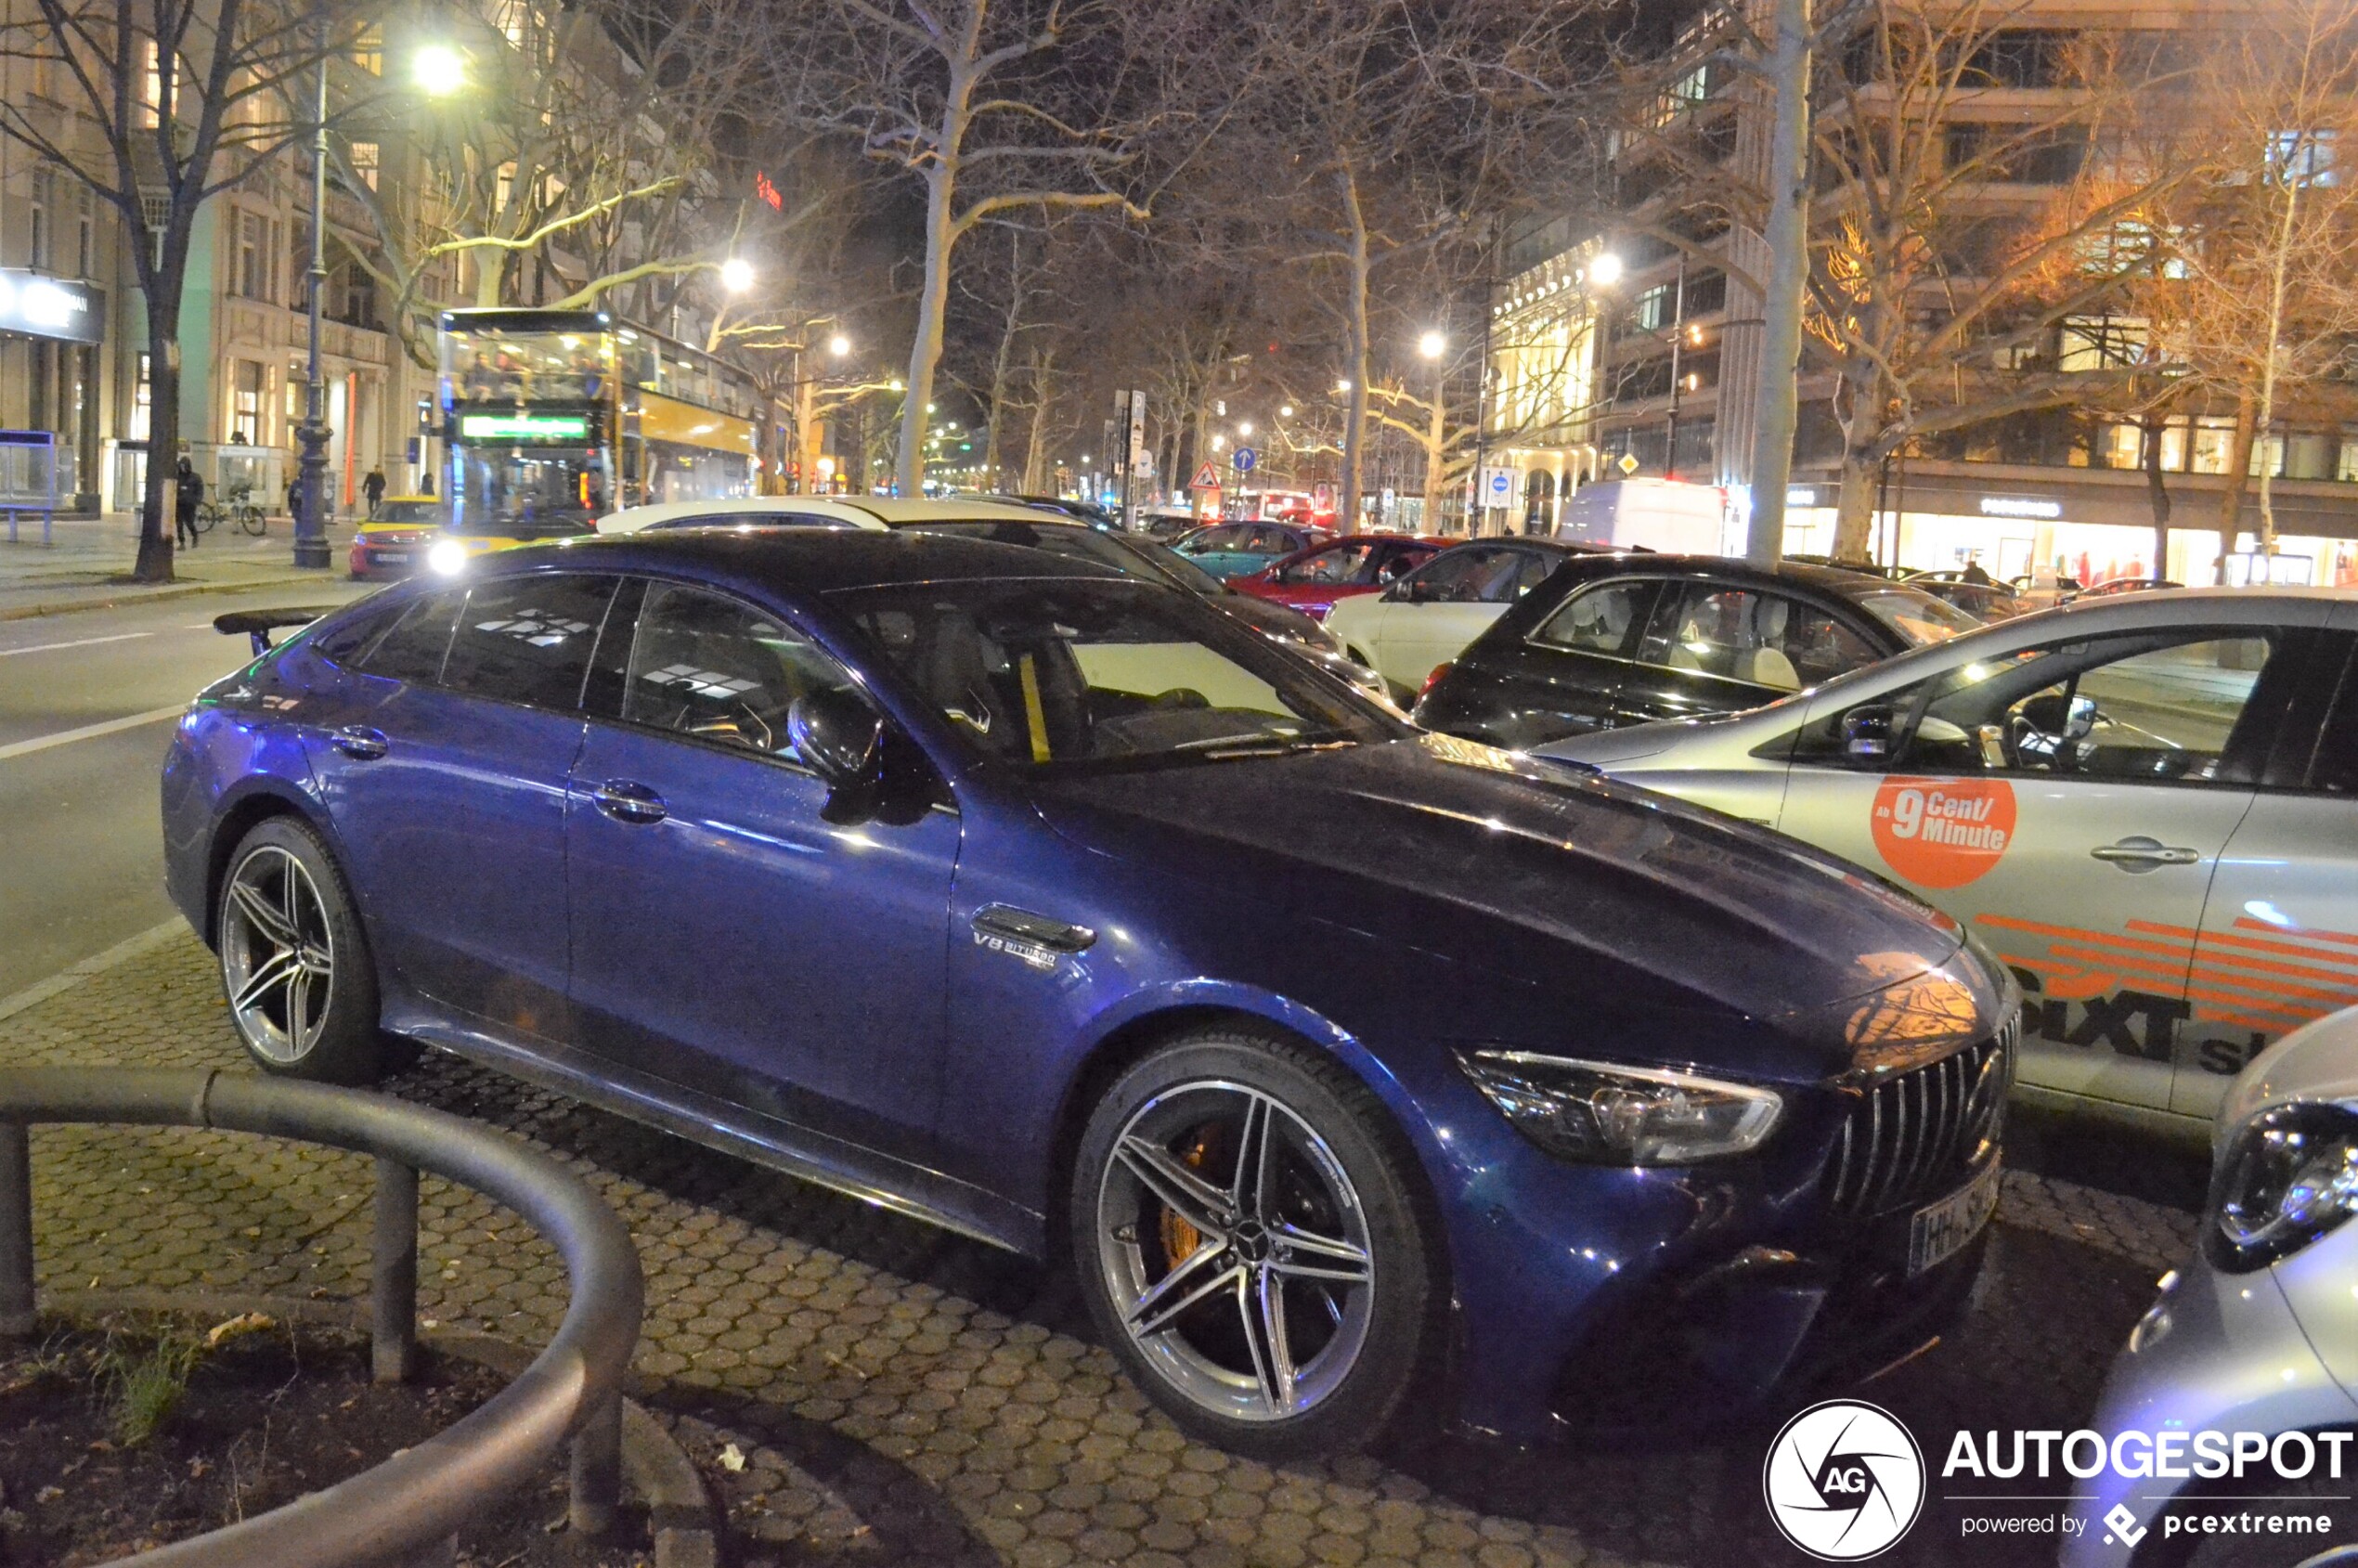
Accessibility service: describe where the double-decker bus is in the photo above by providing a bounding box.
[437,307,760,538]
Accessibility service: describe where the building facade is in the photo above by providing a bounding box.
[1489,0,2358,585]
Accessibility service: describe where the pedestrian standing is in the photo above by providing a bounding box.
[363,466,387,517]
[174,458,204,551]
[286,476,304,531]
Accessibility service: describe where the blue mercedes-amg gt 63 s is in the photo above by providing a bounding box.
[163,530,2016,1458]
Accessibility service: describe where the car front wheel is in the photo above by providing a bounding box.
[1070,1028,1438,1459]
[216,816,388,1085]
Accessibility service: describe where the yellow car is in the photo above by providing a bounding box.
[416,512,601,578]
[346,498,448,580]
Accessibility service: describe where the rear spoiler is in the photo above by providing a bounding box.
[214,606,338,657]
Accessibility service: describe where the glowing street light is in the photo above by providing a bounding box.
[412,44,466,97]
[1335,378,1353,394]
[1419,330,1446,359]
[1278,405,1294,418]
[827,333,850,357]
[1587,252,1625,288]
[719,257,755,293]
[1237,421,1253,438]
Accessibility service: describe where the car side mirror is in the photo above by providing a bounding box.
[1841,704,1898,765]
[1396,579,1436,604]
[788,687,885,810]
[2017,693,2096,742]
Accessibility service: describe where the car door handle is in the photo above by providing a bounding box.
[2090,836,2201,871]
[331,725,388,760]
[591,780,667,824]
[972,905,1096,952]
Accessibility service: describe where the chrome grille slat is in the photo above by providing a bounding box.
[1822,1024,2012,1218]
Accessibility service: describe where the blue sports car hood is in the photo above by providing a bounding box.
[1028,733,1981,1052]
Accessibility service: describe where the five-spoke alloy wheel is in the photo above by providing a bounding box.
[1073,1030,1435,1459]
[216,817,388,1084]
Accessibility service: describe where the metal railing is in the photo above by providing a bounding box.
[0,1067,645,1567]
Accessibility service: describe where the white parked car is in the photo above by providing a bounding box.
[1540,587,2358,1135]
[1323,538,1599,700]
[2064,1004,2358,1565]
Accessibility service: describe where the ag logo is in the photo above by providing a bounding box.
[1762,1399,1925,1561]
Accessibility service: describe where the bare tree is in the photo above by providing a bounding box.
[1799,2,2195,561]
[0,0,369,577]
[2119,3,2358,573]
[1206,0,1594,526]
[797,0,1187,494]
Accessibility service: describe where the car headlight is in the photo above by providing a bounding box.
[1453,1050,1783,1164]
[2206,1101,2358,1273]
[427,538,471,576]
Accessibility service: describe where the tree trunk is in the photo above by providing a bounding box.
[1338,170,1372,528]
[899,157,959,496]
[795,375,819,493]
[1831,445,1880,563]
[2141,415,2171,578]
[134,321,182,583]
[1020,348,1056,495]
[2215,391,2258,584]
[1421,384,1445,531]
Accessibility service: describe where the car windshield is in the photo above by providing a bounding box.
[1847,585,1982,646]
[829,577,1403,773]
[372,500,442,525]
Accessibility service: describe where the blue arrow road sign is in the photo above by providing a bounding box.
[1232,447,1257,473]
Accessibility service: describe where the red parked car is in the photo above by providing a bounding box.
[1231,534,1453,619]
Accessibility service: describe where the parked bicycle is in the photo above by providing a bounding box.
[198,485,267,537]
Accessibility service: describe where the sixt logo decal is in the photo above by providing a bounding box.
[1764,1400,1926,1560]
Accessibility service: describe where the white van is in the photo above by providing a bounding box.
[1553,478,1732,555]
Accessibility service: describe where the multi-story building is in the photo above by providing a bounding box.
[1490,0,2358,585]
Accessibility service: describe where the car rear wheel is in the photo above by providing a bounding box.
[216,817,388,1085]
[1070,1028,1437,1460]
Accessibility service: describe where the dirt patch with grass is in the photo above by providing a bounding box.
[0,1312,652,1567]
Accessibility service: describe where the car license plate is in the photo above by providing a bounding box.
[371,551,409,565]
[1908,1158,2001,1276]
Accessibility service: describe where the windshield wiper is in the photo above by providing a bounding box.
[1170,735,1357,761]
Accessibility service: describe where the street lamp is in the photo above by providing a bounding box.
[1237,421,1253,438]
[1279,404,1294,418]
[719,257,754,293]
[1419,330,1446,359]
[1587,251,1625,288]
[412,44,465,97]
[827,333,850,358]
[291,6,338,568]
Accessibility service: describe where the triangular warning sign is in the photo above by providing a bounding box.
[1189,462,1222,489]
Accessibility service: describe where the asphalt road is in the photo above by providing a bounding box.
[0,581,363,997]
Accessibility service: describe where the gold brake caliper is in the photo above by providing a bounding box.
[1159,1130,1214,1265]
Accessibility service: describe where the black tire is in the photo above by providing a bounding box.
[214,816,389,1085]
[1069,1026,1439,1461]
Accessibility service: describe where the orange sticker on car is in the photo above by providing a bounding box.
[1871,776,2015,888]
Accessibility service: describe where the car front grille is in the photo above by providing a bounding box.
[1822,1012,2015,1217]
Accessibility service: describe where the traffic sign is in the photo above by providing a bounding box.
[1481,466,1514,508]
[1232,447,1257,473]
[1617,451,1641,475]
[1189,461,1222,489]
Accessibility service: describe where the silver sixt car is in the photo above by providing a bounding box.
[2062,1004,2358,1567]
[1537,588,2358,1139]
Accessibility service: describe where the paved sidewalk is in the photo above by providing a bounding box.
[4,933,2204,1568]
[0,513,348,619]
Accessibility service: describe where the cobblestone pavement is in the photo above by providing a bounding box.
[4,933,2211,1568]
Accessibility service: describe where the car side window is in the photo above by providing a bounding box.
[1510,551,1560,597]
[312,602,406,667]
[619,583,856,761]
[439,575,619,711]
[1806,631,2284,782]
[356,590,465,684]
[1531,579,1653,655]
[1245,525,1288,553]
[1278,543,1376,584]
[1402,547,1498,602]
[1636,585,1809,687]
[1186,525,1242,551]
[1380,545,1436,582]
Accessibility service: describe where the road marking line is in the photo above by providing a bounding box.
[0,631,154,657]
[0,918,190,1026]
[0,705,187,762]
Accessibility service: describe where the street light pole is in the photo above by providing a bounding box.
[1664,250,1688,481]
[292,6,332,568]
